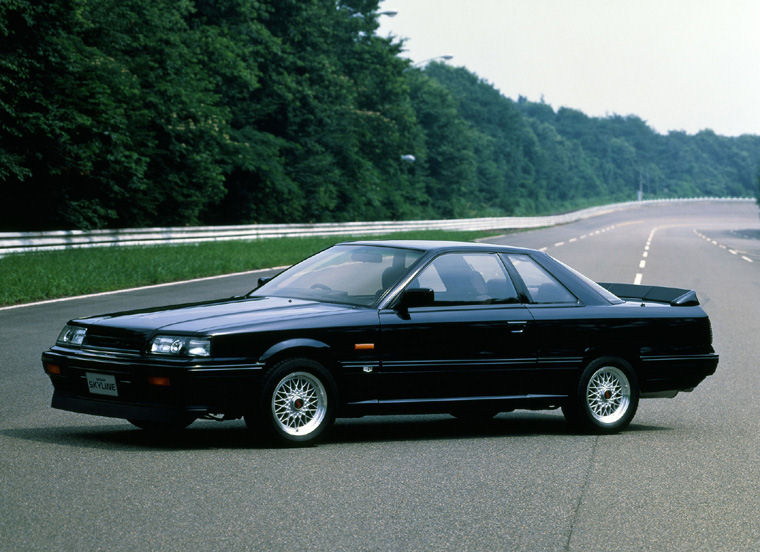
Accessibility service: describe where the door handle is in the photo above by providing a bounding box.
[507,321,528,334]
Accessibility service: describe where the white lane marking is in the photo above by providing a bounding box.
[693,228,756,266]
[580,234,587,239]
[554,241,565,247]
[0,265,291,312]
[569,238,577,243]
[636,227,659,284]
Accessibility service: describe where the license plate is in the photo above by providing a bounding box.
[86,372,118,397]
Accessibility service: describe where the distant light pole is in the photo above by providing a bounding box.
[412,55,454,68]
[351,10,397,18]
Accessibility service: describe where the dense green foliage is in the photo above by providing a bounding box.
[0,229,497,305]
[2,0,759,230]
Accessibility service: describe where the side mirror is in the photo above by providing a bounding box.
[396,288,434,311]
[257,276,273,289]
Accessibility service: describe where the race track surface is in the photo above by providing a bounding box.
[2,201,758,551]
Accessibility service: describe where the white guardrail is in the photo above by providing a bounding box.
[0,197,753,255]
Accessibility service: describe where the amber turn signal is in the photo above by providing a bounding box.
[44,363,61,375]
[354,343,375,350]
[147,376,171,387]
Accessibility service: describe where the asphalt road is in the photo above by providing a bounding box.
[1,201,758,551]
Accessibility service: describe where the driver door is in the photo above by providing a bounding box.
[378,252,536,404]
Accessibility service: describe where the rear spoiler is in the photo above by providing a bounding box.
[598,283,700,306]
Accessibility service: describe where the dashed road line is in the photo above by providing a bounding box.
[548,225,617,249]
[634,227,659,284]
[694,229,755,264]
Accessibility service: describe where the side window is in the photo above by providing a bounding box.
[410,253,519,305]
[505,254,577,304]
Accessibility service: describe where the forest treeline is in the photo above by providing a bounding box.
[2,0,759,231]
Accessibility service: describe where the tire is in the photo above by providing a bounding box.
[246,358,336,446]
[128,417,195,432]
[562,357,639,434]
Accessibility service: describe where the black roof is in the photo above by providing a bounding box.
[339,239,535,254]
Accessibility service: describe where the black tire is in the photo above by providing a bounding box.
[246,358,336,446]
[128,417,195,432]
[562,357,639,434]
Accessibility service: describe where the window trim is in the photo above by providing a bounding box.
[500,253,580,306]
[396,251,524,308]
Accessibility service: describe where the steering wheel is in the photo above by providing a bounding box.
[310,283,332,291]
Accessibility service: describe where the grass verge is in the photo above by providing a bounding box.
[0,230,503,307]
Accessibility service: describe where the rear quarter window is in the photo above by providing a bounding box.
[504,254,577,304]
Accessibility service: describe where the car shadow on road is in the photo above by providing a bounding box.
[328,413,668,444]
[0,413,670,451]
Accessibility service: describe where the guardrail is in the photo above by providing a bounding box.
[0,197,753,255]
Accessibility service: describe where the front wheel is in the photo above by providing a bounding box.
[563,358,639,434]
[247,358,336,446]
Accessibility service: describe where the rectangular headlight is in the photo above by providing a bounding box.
[150,336,210,357]
[57,325,87,346]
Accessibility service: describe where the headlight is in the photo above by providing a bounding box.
[150,336,210,357]
[57,325,87,346]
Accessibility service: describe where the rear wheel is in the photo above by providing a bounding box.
[247,358,336,446]
[563,358,639,434]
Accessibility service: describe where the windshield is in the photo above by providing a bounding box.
[250,244,424,306]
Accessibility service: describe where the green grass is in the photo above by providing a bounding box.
[0,230,502,307]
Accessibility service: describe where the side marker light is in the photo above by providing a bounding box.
[45,363,62,375]
[354,343,375,350]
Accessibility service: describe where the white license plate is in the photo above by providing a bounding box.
[86,372,118,397]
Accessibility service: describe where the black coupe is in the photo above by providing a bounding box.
[42,241,718,445]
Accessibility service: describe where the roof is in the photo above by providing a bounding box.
[338,239,535,254]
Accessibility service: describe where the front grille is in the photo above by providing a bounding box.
[83,328,146,353]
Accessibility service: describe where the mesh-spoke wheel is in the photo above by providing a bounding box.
[247,358,336,446]
[271,371,328,436]
[563,357,638,434]
[585,366,631,424]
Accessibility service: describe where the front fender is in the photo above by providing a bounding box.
[259,338,331,363]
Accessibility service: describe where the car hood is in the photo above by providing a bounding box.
[75,296,362,334]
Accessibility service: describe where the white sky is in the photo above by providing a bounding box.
[377,0,760,137]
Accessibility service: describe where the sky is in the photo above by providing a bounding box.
[377,0,760,137]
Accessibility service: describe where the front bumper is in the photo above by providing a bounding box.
[42,348,264,422]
